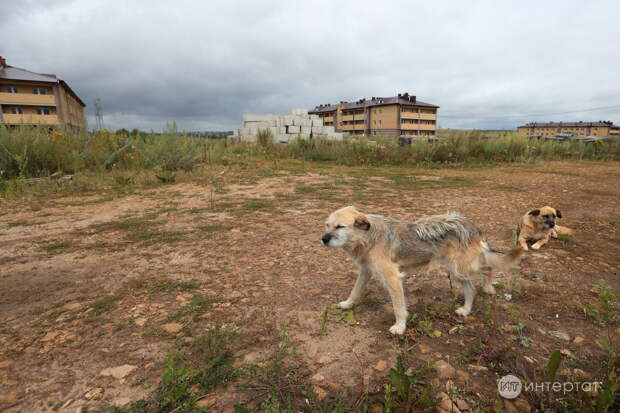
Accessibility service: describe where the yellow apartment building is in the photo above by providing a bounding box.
[517,121,619,137]
[0,56,86,132]
[309,93,439,137]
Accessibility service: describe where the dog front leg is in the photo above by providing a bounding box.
[377,263,408,335]
[337,268,372,309]
[531,236,549,250]
[518,234,529,251]
[455,279,475,316]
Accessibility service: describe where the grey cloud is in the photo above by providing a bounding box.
[1,0,619,131]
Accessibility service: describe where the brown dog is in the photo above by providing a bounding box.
[321,206,524,334]
[518,206,574,250]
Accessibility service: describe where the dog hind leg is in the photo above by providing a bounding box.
[338,268,372,309]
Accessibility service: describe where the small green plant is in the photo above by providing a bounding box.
[90,294,123,315]
[383,356,438,411]
[584,280,617,326]
[39,239,72,253]
[150,278,200,293]
[256,129,274,147]
[167,294,211,321]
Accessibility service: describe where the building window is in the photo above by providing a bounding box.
[33,88,47,95]
[11,107,23,114]
[37,108,51,115]
[7,86,18,93]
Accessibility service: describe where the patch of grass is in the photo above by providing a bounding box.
[493,185,521,192]
[125,229,187,244]
[90,218,152,232]
[167,294,212,321]
[243,200,274,211]
[150,278,200,293]
[90,294,124,315]
[584,280,617,327]
[107,327,240,413]
[38,239,73,253]
[198,224,230,232]
[6,219,42,227]
[295,184,318,193]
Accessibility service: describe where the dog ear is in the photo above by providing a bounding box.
[555,209,562,219]
[346,205,358,211]
[528,209,540,217]
[354,215,370,231]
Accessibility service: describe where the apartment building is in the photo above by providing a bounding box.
[309,93,439,137]
[517,121,619,138]
[0,56,86,131]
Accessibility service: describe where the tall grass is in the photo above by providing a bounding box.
[0,126,617,182]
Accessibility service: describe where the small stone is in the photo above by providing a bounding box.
[502,325,514,333]
[437,392,461,413]
[468,364,488,372]
[370,404,383,413]
[196,394,216,408]
[84,387,104,400]
[573,336,584,345]
[573,368,591,379]
[549,331,570,341]
[114,397,132,407]
[374,360,389,372]
[63,302,82,311]
[134,317,147,327]
[456,398,469,411]
[560,349,572,357]
[434,360,456,378]
[162,323,183,334]
[513,398,531,412]
[418,343,431,354]
[311,373,325,383]
[100,364,137,380]
[456,370,470,382]
[313,385,327,400]
[0,391,18,404]
[41,331,60,342]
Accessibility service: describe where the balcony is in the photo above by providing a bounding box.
[401,112,436,120]
[0,92,56,106]
[2,113,59,125]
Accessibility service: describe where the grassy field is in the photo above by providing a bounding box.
[0,127,619,412]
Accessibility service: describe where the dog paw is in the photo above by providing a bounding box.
[483,285,496,295]
[455,306,471,316]
[531,244,541,250]
[337,300,353,309]
[389,323,406,335]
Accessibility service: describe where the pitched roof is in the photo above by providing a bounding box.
[310,94,439,113]
[0,65,58,82]
[0,65,86,107]
[518,121,616,128]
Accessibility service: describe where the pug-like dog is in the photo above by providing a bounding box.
[518,206,574,250]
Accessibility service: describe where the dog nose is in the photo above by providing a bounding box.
[548,222,555,228]
[321,234,331,245]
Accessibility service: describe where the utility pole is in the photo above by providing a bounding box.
[94,98,104,131]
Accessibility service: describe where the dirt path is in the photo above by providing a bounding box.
[0,161,618,412]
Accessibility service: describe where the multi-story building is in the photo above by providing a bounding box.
[0,56,86,132]
[517,121,619,138]
[309,93,439,137]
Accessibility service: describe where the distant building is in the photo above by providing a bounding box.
[0,56,86,132]
[309,93,439,137]
[517,121,619,138]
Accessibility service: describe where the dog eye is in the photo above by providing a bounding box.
[336,224,345,229]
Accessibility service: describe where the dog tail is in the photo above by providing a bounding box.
[481,241,524,271]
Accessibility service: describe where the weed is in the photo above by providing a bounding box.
[150,278,200,293]
[38,239,73,253]
[125,229,186,244]
[167,294,212,321]
[243,200,274,211]
[198,225,230,232]
[90,294,123,315]
[584,280,617,326]
[107,327,239,413]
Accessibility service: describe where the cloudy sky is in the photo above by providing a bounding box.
[2,0,619,131]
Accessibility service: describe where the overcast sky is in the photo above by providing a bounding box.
[2,0,619,131]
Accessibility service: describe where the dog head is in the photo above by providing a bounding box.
[322,206,370,248]
[528,206,562,230]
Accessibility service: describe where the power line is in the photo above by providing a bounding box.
[441,104,620,120]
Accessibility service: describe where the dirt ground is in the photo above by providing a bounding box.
[0,160,619,412]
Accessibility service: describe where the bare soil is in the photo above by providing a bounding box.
[0,160,619,412]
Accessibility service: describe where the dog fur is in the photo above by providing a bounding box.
[321,206,524,334]
[518,206,574,251]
